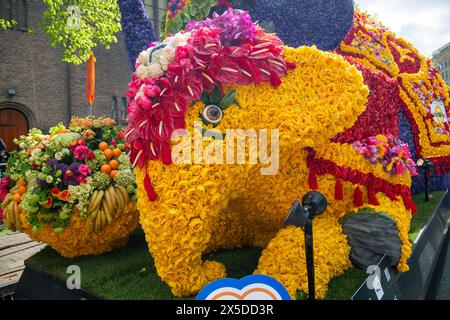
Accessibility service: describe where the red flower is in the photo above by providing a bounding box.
[175,46,189,60]
[126,75,144,99]
[150,112,174,142]
[130,139,152,168]
[143,84,162,98]
[161,96,188,118]
[177,74,203,100]
[208,54,241,83]
[43,197,53,209]
[192,35,222,61]
[51,187,60,196]
[136,95,153,111]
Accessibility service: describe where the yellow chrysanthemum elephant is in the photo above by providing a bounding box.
[134,46,414,298]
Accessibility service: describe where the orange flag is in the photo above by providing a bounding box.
[86,53,95,106]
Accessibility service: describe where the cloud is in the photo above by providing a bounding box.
[355,0,450,57]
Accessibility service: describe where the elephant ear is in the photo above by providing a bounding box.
[229,0,355,51]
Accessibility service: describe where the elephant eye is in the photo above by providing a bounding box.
[201,105,223,126]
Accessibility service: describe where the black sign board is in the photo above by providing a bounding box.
[352,255,400,300]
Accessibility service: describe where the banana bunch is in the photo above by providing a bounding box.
[86,185,129,234]
[2,183,23,232]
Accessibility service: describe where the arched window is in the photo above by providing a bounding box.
[111,97,118,122]
[120,97,127,125]
[0,0,12,21]
[16,0,27,30]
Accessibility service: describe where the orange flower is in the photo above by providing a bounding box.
[82,129,96,140]
[81,119,93,129]
[56,190,71,201]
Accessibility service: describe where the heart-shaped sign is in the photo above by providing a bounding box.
[196,275,291,300]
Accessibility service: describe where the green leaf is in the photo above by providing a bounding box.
[209,86,223,105]
[200,92,210,106]
[189,4,198,17]
[219,91,237,110]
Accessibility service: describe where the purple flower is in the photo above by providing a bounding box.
[186,8,256,46]
[36,178,49,188]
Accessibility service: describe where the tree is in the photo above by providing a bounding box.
[1,0,122,64]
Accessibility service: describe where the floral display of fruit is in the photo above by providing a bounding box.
[1,117,139,257]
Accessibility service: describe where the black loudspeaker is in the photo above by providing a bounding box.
[284,192,327,227]
[302,191,327,217]
[284,199,308,227]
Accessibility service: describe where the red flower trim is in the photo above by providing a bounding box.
[306,148,417,214]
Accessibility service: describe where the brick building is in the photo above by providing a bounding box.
[432,42,450,86]
[0,0,132,151]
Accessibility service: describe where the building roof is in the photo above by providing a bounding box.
[432,42,450,58]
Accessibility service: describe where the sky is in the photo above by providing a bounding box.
[355,0,450,58]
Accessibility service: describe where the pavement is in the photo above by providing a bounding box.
[0,231,46,298]
[427,229,450,299]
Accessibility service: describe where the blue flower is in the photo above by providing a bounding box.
[222,0,355,51]
[399,109,450,193]
[118,0,158,71]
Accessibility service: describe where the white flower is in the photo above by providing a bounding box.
[165,31,190,48]
[31,148,41,157]
[146,63,164,78]
[138,49,151,66]
[55,152,63,160]
[136,64,147,79]
[46,176,54,183]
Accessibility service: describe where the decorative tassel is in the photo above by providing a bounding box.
[368,188,380,206]
[353,186,364,207]
[161,142,173,165]
[143,172,157,201]
[334,179,344,200]
[403,196,417,215]
[435,164,441,175]
[308,168,318,190]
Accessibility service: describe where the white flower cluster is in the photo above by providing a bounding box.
[135,31,191,80]
[55,148,70,161]
[68,184,93,219]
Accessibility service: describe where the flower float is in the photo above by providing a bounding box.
[126,10,417,299]
[1,117,139,257]
[337,10,450,192]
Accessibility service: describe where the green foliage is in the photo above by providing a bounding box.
[0,18,16,29]
[164,0,219,38]
[41,0,122,64]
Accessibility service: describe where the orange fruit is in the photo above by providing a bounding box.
[98,141,109,151]
[18,178,27,186]
[110,170,119,178]
[12,193,21,202]
[18,185,27,195]
[104,149,114,159]
[113,148,122,157]
[101,164,112,175]
[109,160,119,169]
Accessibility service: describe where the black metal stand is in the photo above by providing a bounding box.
[424,165,430,201]
[304,218,315,300]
